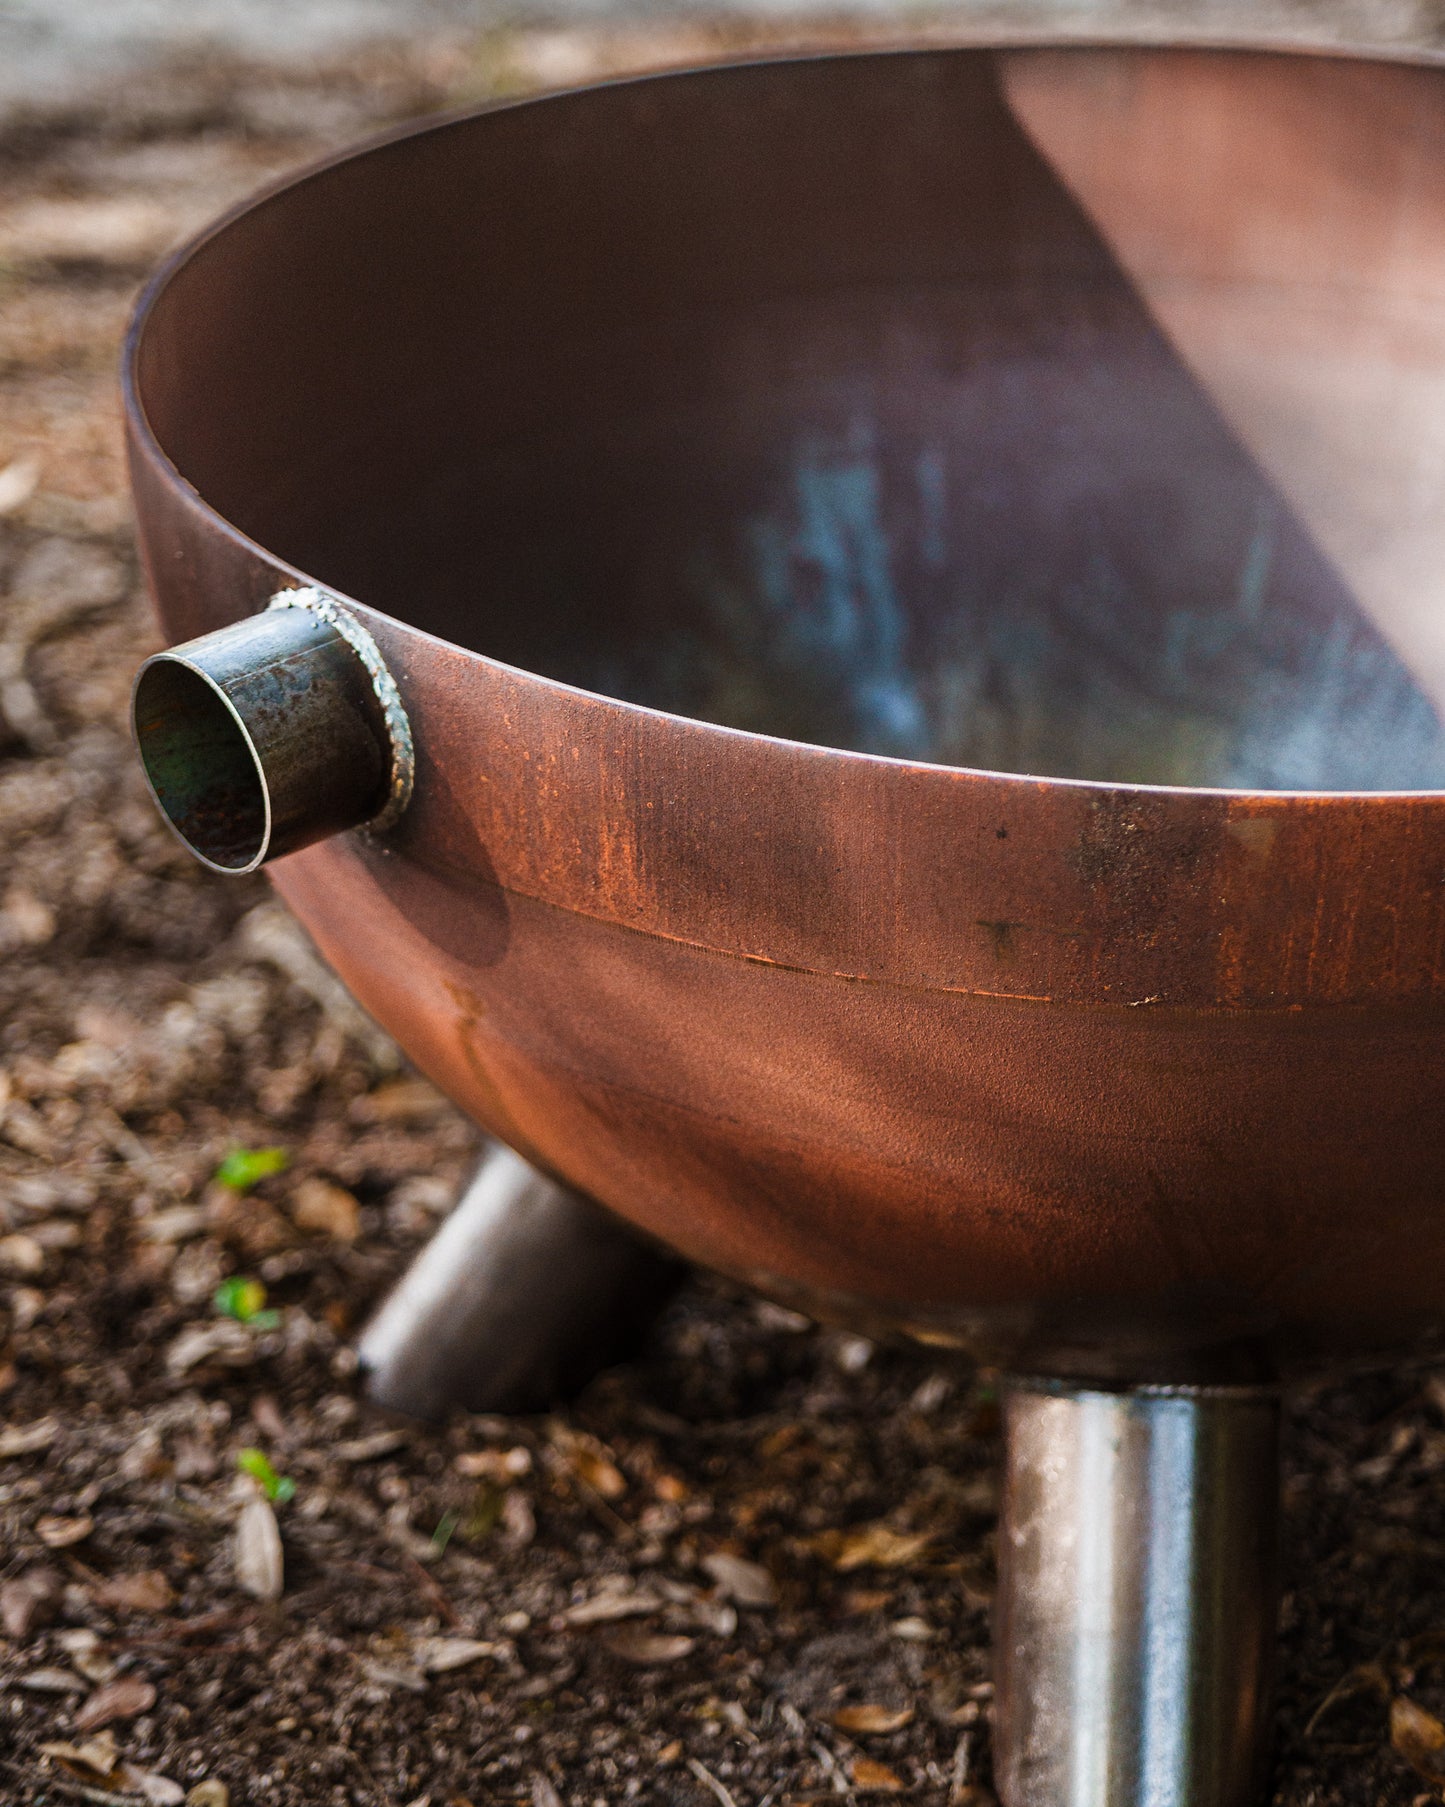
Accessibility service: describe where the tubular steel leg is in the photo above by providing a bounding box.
[359,1143,682,1420]
[994,1378,1280,1807]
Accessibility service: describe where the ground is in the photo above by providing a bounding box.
[5,28,1445,1807]
[5,0,1445,112]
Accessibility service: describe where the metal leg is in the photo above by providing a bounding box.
[358,1143,682,1420]
[994,1377,1280,1807]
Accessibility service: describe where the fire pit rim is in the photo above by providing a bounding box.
[121,36,1445,812]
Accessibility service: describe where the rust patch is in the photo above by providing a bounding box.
[977,918,1022,961]
[1224,816,1278,863]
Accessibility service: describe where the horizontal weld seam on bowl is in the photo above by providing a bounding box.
[412,874,1397,1012]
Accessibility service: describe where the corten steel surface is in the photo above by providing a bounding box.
[125,44,1445,1374]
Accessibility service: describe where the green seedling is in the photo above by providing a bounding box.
[430,1509,460,1556]
[214,1146,290,1192]
[237,1447,296,1504]
[213,1275,281,1331]
[461,1482,506,1544]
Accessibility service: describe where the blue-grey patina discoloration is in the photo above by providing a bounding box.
[917,447,948,574]
[593,420,1445,793]
[743,433,927,756]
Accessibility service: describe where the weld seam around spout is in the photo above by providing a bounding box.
[267,586,414,830]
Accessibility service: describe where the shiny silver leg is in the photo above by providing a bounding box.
[358,1142,681,1420]
[994,1377,1279,1807]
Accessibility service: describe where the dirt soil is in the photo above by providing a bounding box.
[5,29,1445,1807]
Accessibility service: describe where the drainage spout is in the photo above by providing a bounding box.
[131,589,412,875]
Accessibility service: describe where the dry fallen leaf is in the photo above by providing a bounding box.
[187,1784,230,1807]
[814,1522,933,1571]
[138,1206,210,1245]
[530,1773,564,1807]
[93,1570,175,1614]
[686,1593,737,1638]
[0,1233,45,1276]
[649,1576,735,1637]
[502,1489,536,1548]
[413,1636,510,1674]
[119,1428,168,1483]
[234,1494,283,1600]
[701,1551,778,1608]
[834,1704,916,1735]
[456,1445,532,1481]
[166,1318,258,1379]
[551,1426,627,1499]
[575,1449,627,1497]
[36,1512,93,1549]
[334,1428,408,1463]
[955,1557,996,1611]
[134,1773,188,1807]
[31,1219,81,1252]
[40,1731,121,1775]
[1392,1695,1445,1784]
[0,455,41,517]
[1,1565,60,1638]
[58,1627,119,1684]
[356,1655,429,1695]
[74,1675,157,1732]
[850,1756,906,1792]
[20,1667,87,1694]
[41,1729,182,1803]
[0,195,176,263]
[560,1584,663,1627]
[754,1300,813,1334]
[291,1176,361,1242]
[600,1627,694,1665]
[351,1076,444,1122]
[0,1416,57,1458]
[891,1616,934,1643]
[9,1286,44,1332]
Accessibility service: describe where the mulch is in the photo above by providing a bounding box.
[4,27,1445,1806]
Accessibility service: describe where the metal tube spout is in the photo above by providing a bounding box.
[131,587,412,874]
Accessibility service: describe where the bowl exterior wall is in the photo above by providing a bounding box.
[128,426,1445,1360]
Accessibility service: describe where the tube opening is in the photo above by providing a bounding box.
[132,657,270,874]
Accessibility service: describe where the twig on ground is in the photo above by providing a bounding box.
[813,1741,852,1795]
[399,1549,462,1626]
[949,1731,972,1804]
[688,1757,742,1807]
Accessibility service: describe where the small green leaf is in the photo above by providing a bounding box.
[214,1146,290,1193]
[461,1482,505,1544]
[430,1509,460,1556]
[213,1276,279,1329]
[237,1447,296,1504]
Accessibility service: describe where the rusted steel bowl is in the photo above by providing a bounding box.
[126,41,1445,1378]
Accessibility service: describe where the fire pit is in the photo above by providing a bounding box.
[125,40,1445,1806]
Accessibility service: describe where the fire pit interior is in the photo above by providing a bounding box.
[134,47,1445,794]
